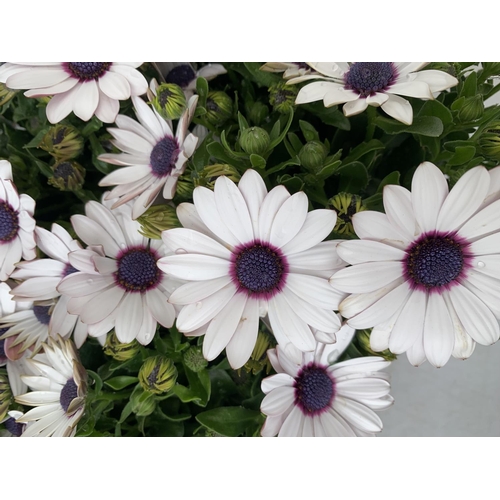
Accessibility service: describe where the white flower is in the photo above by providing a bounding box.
[57,199,178,344]
[15,336,87,437]
[0,62,148,123]
[10,223,92,348]
[158,169,346,369]
[1,410,26,436]
[330,162,500,368]
[0,160,36,281]
[260,342,392,437]
[291,62,458,125]
[98,94,199,219]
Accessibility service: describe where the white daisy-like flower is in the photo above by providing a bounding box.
[0,62,148,124]
[158,169,346,369]
[330,162,500,368]
[15,336,87,437]
[1,410,26,437]
[0,160,36,281]
[97,94,199,219]
[57,199,178,344]
[260,62,315,80]
[290,62,458,125]
[260,342,392,437]
[9,223,92,348]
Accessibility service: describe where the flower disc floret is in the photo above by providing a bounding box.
[165,64,196,88]
[345,62,396,97]
[150,137,180,178]
[294,362,335,415]
[0,201,19,243]
[33,305,51,326]
[65,62,111,81]
[60,378,78,412]
[115,247,162,292]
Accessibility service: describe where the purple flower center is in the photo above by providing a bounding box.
[150,137,180,178]
[294,363,335,415]
[60,378,78,413]
[231,241,288,298]
[404,232,470,291]
[63,263,79,278]
[115,247,162,292]
[0,201,19,243]
[33,305,51,326]
[4,417,24,437]
[345,62,396,97]
[165,64,196,88]
[66,62,112,82]
[0,337,6,365]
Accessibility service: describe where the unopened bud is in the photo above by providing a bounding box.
[103,331,141,362]
[40,124,84,161]
[183,346,208,373]
[205,91,233,126]
[0,82,17,106]
[138,355,177,395]
[269,81,298,114]
[244,331,274,375]
[0,374,12,422]
[330,192,365,235]
[137,205,181,239]
[458,95,484,123]
[298,141,328,171]
[248,101,269,126]
[129,384,156,417]
[356,329,397,361]
[239,127,270,156]
[478,121,500,161]
[48,161,85,191]
[151,83,187,121]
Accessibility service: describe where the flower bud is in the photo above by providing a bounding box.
[103,331,141,362]
[129,384,156,417]
[244,331,274,375]
[269,81,298,114]
[298,141,328,171]
[183,346,208,373]
[205,91,233,126]
[40,124,84,161]
[478,121,500,161]
[239,127,270,156]
[151,83,187,121]
[195,164,241,189]
[482,62,500,76]
[0,82,17,106]
[248,101,269,126]
[0,374,12,422]
[48,161,86,191]
[330,192,365,235]
[136,204,181,239]
[138,355,177,395]
[458,95,484,123]
[356,329,397,361]
[174,176,195,200]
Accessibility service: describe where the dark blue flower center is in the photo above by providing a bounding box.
[33,305,51,326]
[405,234,464,288]
[0,201,19,243]
[294,363,335,414]
[234,243,285,295]
[66,62,111,81]
[165,64,196,88]
[150,137,179,178]
[0,337,7,365]
[4,417,24,437]
[60,378,78,413]
[63,263,79,277]
[345,62,395,97]
[115,248,162,292]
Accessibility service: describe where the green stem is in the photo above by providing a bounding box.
[365,106,377,141]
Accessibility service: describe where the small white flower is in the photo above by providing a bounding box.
[0,62,148,123]
[291,62,458,125]
[331,162,500,367]
[260,62,315,80]
[98,94,198,219]
[260,342,392,437]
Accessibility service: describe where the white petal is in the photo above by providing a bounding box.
[238,169,268,237]
[269,192,308,248]
[388,80,434,99]
[115,293,144,343]
[343,97,369,116]
[145,287,175,328]
[94,90,119,123]
[79,286,125,325]
[458,199,500,242]
[337,239,406,265]
[295,81,341,104]
[260,386,295,417]
[278,405,305,437]
[72,80,99,122]
[380,93,413,125]
[98,71,131,100]
[157,254,230,281]
[258,186,290,243]
[383,185,418,239]
[286,273,345,310]
[261,373,295,394]
[333,396,382,433]
[412,70,458,92]
[162,228,232,260]
[45,84,80,123]
[352,211,410,250]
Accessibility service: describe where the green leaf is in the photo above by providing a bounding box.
[242,62,282,87]
[285,132,304,156]
[374,116,444,137]
[377,171,401,192]
[461,70,477,98]
[268,108,294,149]
[87,370,103,395]
[342,139,385,165]
[206,141,246,169]
[316,160,342,180]
[447,145,476,166]
[119,400,134,424]
[337,161,369,192]
[418,100,453,126]
[277,174,304,193]
[104,376,139,391]
[172,365,211,407]
[249,154,266,169]
[237,111,249,131]
[190,134,213,172]
[195,406,262,437]
[24,127,50,149]
[88,133,114,174]
[196,77,209,100]
[299,120,319,142]
[81,116,104,137]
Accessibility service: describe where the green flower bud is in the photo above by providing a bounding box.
[129,384,156,417]
[195,163,242,189]
[239,127,270,156]
[330,192,365,235]
[40,124,84,161]
[0,82,17,106]
[0,374,12,422]
[48,161,86,191]
[136,204,181,239]
[151,83,187,121]
[458,95,484,123]
[482,62,500,77]
[103,331,141,362]
[248,101,269,126]
[298,141,329,171]
[269,81,298,114]
[205,91,233,126]
[183,346,208,373]
[478,121,500,161]
[244,331,274,375]
[138,355,177,395]
[356,329,397,362]
[174,176,195,200]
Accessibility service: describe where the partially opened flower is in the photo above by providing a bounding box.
[57,199,178,344]
[331,162,500,367]
[0,62,148,123]
[0,160,36,281]
[260,62,315,80]
[158,169,346,369]
[260,342,392,437]
[15,336,87,437]
[98,94,198,219]
[291,63,458,125]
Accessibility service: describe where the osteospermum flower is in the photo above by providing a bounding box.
[57,199,178,344]
[331,162,500,367]
[0,62,148,123]
[260,62,315,80]
[260,343,392,437]
[15,336,87,437]
[158,169,346,369]
[290,62,458,125]
[0,160,36,281]
[97,94,198,219]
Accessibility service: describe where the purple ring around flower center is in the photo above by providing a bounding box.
[294,362,336,416]
[345,62,397,97]
[64,62,112,82]
[114,246,163,293]
[403,230,472,293]
[230,240,288,300]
